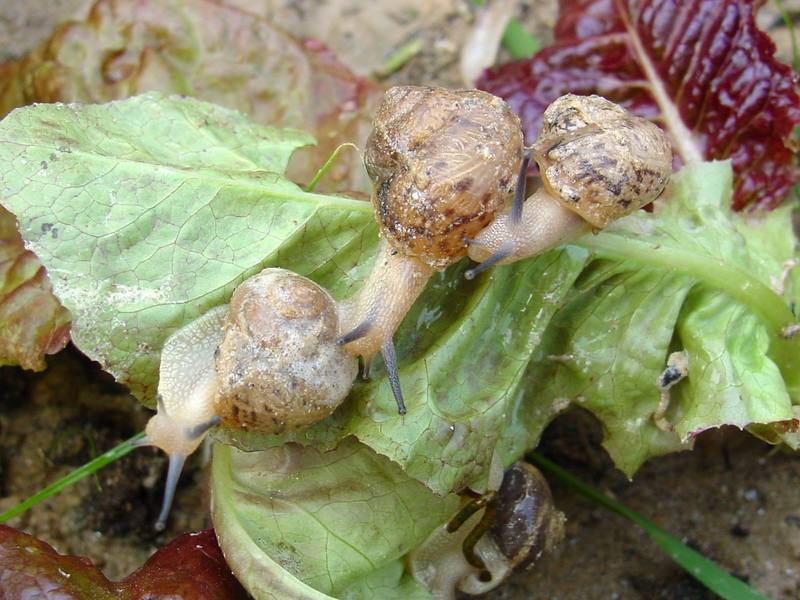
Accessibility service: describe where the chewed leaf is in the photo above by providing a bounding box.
[211,438,457,598]
[478,0,800,210]
[503,161,798,475]
[675,289,794,440]
[0,207,69,370]
[220,249,588,496]
[0,93,373,400]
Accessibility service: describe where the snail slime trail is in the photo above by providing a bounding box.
[139,269,358,530]
[336,86,525,411]
[466,94,673,278]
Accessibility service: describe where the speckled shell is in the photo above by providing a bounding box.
[214,269,357,434]
[532,94,672,228]
[366,86,525,269]
[489,461,564,569]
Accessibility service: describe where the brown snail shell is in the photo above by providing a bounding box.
[214,268,358,434]
[365,86,524,269]
[489,461,565,569]
[533,94,672,229]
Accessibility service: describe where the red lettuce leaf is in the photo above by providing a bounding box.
[0,525,248,599]
[478,0,800,210]
[122,529,249,599]
[0,207,70,370]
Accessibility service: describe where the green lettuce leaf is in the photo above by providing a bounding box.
[503,162,799,475]
[0,93,374,400]
[211,438,456,599]
[1,94,798,599]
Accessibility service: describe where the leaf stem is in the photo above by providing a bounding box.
[577,233,797,335]
[529,452,771,600]
[0,432,146,523]
[471,0,539,60]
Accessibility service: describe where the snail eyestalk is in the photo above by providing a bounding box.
[510,148,531,224]
[155,453,186,532]
[380,338,407,415]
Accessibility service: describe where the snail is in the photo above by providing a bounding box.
[139,268,358,530]
[336,86,525,412]
[138,90,671,530]
[410,460,565,599]
[465,93,673,278]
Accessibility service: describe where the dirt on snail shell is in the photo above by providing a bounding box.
[366,85,524,269]
[214,269,358,434]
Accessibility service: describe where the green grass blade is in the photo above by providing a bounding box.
[305,142,359,192]
[529,452,771,600]
[470,0,539,60]
[0,432,146,523]
[773,0,799,71]
[501,19,539,59]
[374,39,424,79]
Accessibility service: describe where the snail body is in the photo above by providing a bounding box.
[338,86,525,410]
[141,268,357,530]
[466,94,673,275]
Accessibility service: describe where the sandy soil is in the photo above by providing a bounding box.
[0,1,798,598]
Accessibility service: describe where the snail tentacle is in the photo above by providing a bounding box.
[380,338,406,415]
[509,148,531,225]
[336,318,373,346]
[155,453,186,532]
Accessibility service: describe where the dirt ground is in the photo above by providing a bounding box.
[0,1,799,599]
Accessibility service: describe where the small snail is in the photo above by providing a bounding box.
[139,269,358,530]
[410,461,565,599]
[337,86,525,412]
[465,94,673,277]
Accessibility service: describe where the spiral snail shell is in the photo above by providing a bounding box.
[365,86,524,269]
[466,94,673,276]
[410,460,564,599]
[141,268,357,530]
